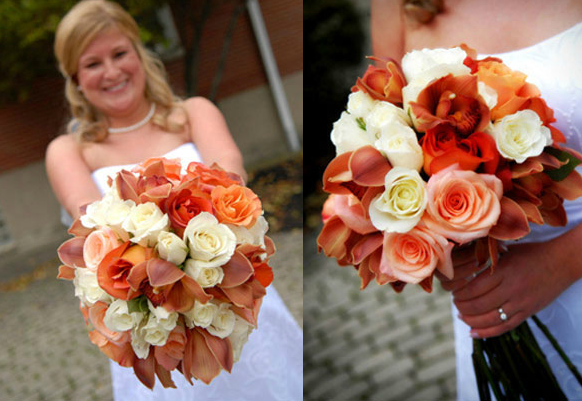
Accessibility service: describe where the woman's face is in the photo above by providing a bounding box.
[76,28,147,118]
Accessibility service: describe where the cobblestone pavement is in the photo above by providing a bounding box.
[304,229,457,401]
[0,229,302,401]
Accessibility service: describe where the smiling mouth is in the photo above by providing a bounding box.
[104,80,128,92]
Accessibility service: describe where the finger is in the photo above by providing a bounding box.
[459,304,518,329]
[453,283,505,316]
[452,269,503,302]
[469,311,526,339]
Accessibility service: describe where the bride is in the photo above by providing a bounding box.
[371,0,582,399]
[46,1,302,400]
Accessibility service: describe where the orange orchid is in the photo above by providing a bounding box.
[185,162,243,193]
[409,74,490,136]
[352,57,406,106]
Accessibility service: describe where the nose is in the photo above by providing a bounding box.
[103,58,121,80]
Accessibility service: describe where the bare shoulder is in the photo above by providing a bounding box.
[46,133,81,163]
[182,96,222,119]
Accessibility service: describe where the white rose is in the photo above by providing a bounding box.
[365,101,412,141]
[142,313,171,346]
[184,259,224,288]
[401,47,471,114]
[369,167,427,233]
[346,90,377,118]
[375,124,424,172]
[122,202,169,247]
[228,315,253,362]
[183,212,236,268]
[131,321,150,359]
[330,111,373,155]
[183,300,218,329]
[491,109,552,163]
[73,268,111,306]
[206,303,236,339]
[80,192,135,230]
[103,299,143,332]
[147,300,178,332]
[227,215,269,248]
[156,231,188,265]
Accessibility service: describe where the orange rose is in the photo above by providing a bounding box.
[97,242,151,300]
[352,57,406,106]
[164,188,213,237]
[409,74,490,136]
[211,185,262,228]
[421,125,499,176]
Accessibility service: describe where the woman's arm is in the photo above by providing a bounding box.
[46,134,102,219]
[183,97,247,182]
[370,0,405,61]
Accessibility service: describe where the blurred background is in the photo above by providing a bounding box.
[303,1,457,400]
[0,1,302,399]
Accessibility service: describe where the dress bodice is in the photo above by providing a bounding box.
[90,142,202,195]
[455,21,582,401]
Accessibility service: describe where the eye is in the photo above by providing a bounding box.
[85,61,100,69]
[114,50,127,59]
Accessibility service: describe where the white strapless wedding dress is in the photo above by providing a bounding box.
[66,142,303,401]
[454,22,582,400]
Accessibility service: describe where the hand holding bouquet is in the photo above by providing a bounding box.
[57,158,274,389]
[318,45,582,399]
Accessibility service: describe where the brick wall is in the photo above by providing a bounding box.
[0,0,302,173]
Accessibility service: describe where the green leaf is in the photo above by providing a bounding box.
[127,296,148,314]
[544,147,582,181]
[355,117,366,131]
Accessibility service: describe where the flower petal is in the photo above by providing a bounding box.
[187,328,221,384]
[488,197,530,240]
[133,351,156,389]
[147,258,185,287]
[57,265,76,280]
[197,327,234,373]
[349,145,392,186]
[57,237,86,268]
[317,215,351,260]
[220,251,254,288]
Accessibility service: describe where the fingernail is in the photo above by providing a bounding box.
[470,330,480,339]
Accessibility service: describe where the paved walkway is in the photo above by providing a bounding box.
[304,229,457,401]
[0,228,302,401]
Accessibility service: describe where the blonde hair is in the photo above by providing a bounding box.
[54,0,185,142]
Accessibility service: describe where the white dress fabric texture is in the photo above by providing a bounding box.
[86,142,303,401]
[454,22,582,401]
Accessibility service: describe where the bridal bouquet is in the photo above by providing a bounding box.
[57,158,274,389]
[318,45,582,399]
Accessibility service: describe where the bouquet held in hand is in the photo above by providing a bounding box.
[318,44,582,399]
[57,158,274,389]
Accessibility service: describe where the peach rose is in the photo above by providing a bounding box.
[83,227,123,271]
[423,165,503,244]
[380,224,454,284]
[211,185,262,228]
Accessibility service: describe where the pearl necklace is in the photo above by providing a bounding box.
[107,103,156,134]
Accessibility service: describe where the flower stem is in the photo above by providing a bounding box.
[531,314,582,388]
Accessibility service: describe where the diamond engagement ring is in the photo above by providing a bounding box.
[498,308,508,322]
